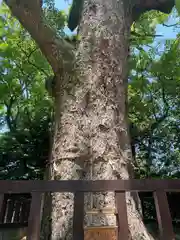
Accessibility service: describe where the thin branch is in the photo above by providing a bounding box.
[27,46,39,59]
[148,87,158,121]
[17,42,49,76]
[4,0,75,75]
[159,77,169,115]
[131,31,163,38]
[14,62,34,95]
[4,97,16,131]
[163,23,179,27]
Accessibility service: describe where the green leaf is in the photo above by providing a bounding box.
[0,42,8,50]
[175,0,180,15]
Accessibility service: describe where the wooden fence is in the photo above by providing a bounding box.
[0,179,179,240]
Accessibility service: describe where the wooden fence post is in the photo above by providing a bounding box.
[154,191,175,240]
[115,191,129,240]
[73,192,84,240]
[0,194,4,223]
[27,192,43,240]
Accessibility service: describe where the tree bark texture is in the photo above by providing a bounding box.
[48,0,152,239]
[4,0,175,239]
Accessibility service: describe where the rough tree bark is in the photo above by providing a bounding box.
[4,0,175,239]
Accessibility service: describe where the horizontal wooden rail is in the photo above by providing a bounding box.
[0,179,180,193]
[0,222,28,228]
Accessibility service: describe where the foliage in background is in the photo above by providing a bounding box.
[129,9,180,178]
[0,1,64,179]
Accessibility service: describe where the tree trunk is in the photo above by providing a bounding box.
[47,0,153,239]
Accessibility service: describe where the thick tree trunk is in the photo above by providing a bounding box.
[46,0,153,239]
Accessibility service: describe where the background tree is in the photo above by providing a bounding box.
[0,0,180,239]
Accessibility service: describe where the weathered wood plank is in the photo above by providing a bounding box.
[0,194,4,223]
[0,179,180,193]
[115,192,129,240]
[154,191,175,240]
[73,192,84,240]
[27,192,43,240]
[84,227,117,240]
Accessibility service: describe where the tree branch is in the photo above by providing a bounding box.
[4,96,17,131]
[4,0,75,74]
[133,0,175,21]
[17,42,49,76]
[131,31,163,38]
[163,23,179,27]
